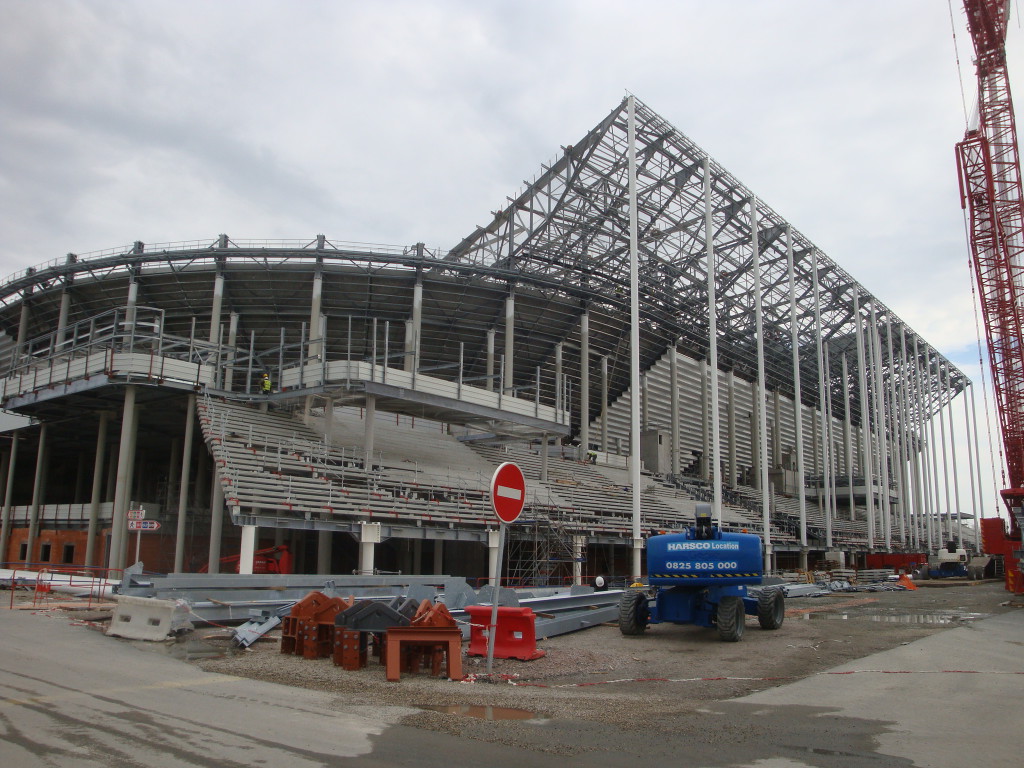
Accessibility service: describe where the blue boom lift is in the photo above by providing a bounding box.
[619,508,784,642]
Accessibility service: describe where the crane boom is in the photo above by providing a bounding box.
[955,0,1024,590]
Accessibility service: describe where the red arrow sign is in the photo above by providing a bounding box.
[490,462,526,524]
[128,520,161,531]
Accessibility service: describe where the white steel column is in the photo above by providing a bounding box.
[364,395,376,471]
[927,355,943,550]
[727,371,737,488]
[785,227,807,552]
[811,250,831,548]
[700,359,710,480]
[968,384,984,548]
[207,472,224,574]
[627,94,643,580]
[869,307,891,550]
[108,386,138,571]
[579,312,590,457]
[0,433,18,564]
[209,271,224,344]
[600,355,609,452]
[853,289,875,550]
[749,197,771,570]
[842,354,855,521]
[173,396,195,573]
[704,156,723,525]
[670,345,681,477]
[944,369,963,547]
[935,360,954,544]
[24,424,48,566]
[503,291,515,394]
[963,385,979,550]
[85,412,110,568]
[486,328,495,392]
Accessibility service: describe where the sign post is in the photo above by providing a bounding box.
[126,507,159,565]
[486,462,526,675]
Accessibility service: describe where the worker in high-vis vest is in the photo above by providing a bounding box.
[261,373,271,394]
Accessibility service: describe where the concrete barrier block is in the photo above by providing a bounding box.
[106,595,193,640]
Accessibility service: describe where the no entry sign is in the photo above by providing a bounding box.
[490,462,526,524]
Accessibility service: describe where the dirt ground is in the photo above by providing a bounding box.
[168,580,1020,751]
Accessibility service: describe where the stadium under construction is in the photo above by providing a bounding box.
[0,97,986,585]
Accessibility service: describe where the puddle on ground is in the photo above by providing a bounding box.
[418,704,549,722]
[801,612,988,624]
[149,638,235,660]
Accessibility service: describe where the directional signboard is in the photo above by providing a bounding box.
[490,462,526,524]
[128,520,161,531]
[127,508,146,521]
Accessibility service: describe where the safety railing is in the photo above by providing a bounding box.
[1,562,122,610]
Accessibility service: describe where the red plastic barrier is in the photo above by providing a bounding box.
[465,605,545,661]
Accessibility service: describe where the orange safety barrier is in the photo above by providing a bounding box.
[465,605,546,661]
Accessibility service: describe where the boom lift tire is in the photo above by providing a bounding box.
[618,590,650,636]
[757,588,785,630]
[716,595,745,642]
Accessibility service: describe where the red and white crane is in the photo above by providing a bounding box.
[955,0,1024,591]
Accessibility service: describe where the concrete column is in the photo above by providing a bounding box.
[433,539,443,575]
[209,271,224,344]
[785,227,807,550]
[406,277,423,372]
[727,370,736,488]
[0,434,19,563]
[579,311,590,456]
[600,355,608,452]
[317,530,332,575]
[487,529,500,583]
[173,395,196,573]
[207,470,224,574]
[486,328,495,392]
[309,268,323,359]
[503,291,515,394]
[24,425,49,565]
[842,353,855,521]
[364,395,376,471]
[54,287,72,352]
[238,519,257,575]
[540,432,549,483]
[14,301,30,370]
[670,346,680,476]
[108,386,138,571]
[223,312,239,391]
[324,398,335,446]
[573,535,586,586]
[359,522,381,576]
[84,412,110,568]
[0,450,9,562]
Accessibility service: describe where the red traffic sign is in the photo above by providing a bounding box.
[490,462,526,524]
[128,520,161,531]
[127,508,146,521]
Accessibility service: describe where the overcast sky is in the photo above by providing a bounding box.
[2,0,1022,525]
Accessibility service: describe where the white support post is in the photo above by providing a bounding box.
[749,197,771,569]
[173,396,195,573]
[853,289,875,550]
[238,518,256,575]
[359,522,381,576]
[627,94,643,581]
